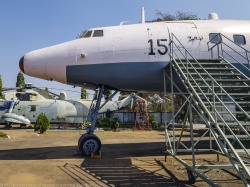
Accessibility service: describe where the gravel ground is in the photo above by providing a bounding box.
[0,128,244,187]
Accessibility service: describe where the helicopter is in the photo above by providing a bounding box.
[0,83,145,128]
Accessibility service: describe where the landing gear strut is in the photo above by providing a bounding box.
[78,85,118,155]
[4,122,12,129]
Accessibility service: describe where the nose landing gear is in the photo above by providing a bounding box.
[78,85,118,156]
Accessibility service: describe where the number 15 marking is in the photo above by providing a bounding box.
[148,39,168,55]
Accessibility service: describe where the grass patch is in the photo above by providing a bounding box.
[0,132,8,138]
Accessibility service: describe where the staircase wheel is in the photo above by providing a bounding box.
[187,169,196,184]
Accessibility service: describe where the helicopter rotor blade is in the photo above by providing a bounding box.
[1,87,21,91]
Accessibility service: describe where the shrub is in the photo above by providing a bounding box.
[110,117,119,131]
[0,132,7,138]
[119,123,134,128]
[96,117,102,125]
[148,114,158,128]
[34,113,50,133]
[152,121,158,128]
[96,117,111,128]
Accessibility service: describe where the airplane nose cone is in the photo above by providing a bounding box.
[20,42,68,84]
[19,55,25,73]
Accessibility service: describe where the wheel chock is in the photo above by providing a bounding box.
[91,151,101,158]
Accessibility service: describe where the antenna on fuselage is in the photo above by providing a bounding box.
[141,7,145,23]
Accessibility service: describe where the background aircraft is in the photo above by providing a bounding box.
[0,84,144,129]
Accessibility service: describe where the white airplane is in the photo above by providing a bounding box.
[18,16,250,155]
[0,86,144,130]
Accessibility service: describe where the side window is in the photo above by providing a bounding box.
[30,105,36,112]
[209,33,222,44]
[233,35,246,45]
[93,30,103,37]
[83,30,92,38]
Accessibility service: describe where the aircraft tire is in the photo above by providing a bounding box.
[78,134,101,156]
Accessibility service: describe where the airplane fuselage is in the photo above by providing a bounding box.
[20,20,250,92]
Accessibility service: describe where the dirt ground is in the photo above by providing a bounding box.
[0,128,244,187]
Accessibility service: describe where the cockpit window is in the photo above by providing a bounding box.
[83,30,92,38]
[93,30,103,37]
[0,101,12,110]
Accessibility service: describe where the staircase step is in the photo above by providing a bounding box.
[188,79,248,82]
[236,149,250,156]
[215,122,250,126]
[176,62,227,67]
[192,86,250,92]
[203,101,250,106]
[189,73,242,77]
[197,93,250,96]
[180,67,235,71]
[216,111,250,114]
[218,135,250,140]
[175,59,222,63]
[193,85,249,88]
[194,89,250,94]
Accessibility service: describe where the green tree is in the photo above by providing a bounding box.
[0,75,3,99]
[148,114,158,128]
[110,117,119,131]
[16,71,25,91]
[81,88,87,99]
[104,89,112,100]
[147,94,164,112]
[166,95,173,112]
[45,87,49,92]
[34,113,50,133]
[153,10,199,22]
[76,30,87,39]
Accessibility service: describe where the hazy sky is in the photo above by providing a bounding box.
[1,0,250,98]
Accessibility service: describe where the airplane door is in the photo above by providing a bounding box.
[47,102,57,120]
[146,24,170,61]
[167,22,201,58]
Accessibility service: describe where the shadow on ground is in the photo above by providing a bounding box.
[0,141,165,160]
[59,157,191,187]
[0,141,192,186]
[0,138,242,186]
[0,137,218,160]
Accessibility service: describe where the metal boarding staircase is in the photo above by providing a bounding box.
[164,33,250,186]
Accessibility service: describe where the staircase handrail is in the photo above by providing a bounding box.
[220,55,250,81]
[171,53,250,130]
[208,33,250,53]
[171,35,250,153]
[171,33,250,122]
[207,33,250,71]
